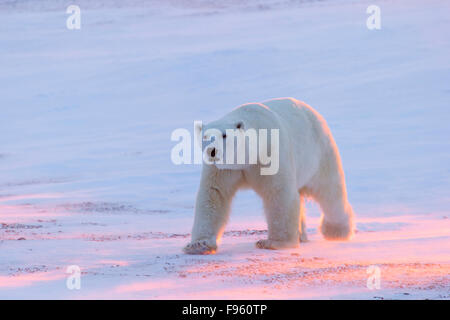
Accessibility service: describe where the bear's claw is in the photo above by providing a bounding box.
[183,240,217,255]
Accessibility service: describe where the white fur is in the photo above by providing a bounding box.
[183,98,354,254]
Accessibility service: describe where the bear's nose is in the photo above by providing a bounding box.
[210,147,216,158]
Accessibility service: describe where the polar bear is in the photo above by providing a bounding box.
[183,97,354,254]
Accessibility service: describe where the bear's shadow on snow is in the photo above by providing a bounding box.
[59,201,171,215]
[356,222,409,232]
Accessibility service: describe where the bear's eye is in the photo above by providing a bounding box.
[222,133,226,138]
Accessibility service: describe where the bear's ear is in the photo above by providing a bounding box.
[236,121,244,130]
[195,121,202,135]
[194,121,203,146]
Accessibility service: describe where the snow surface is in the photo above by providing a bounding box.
[0,0,449,299]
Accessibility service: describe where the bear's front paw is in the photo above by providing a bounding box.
[183,240,217,255]
[256,239,299,250]
[256,239,277,250]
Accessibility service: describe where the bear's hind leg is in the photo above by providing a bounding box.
[312,173,354,240]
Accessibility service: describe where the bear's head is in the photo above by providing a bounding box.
[195,103,280,175]
[196,118,247,170]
